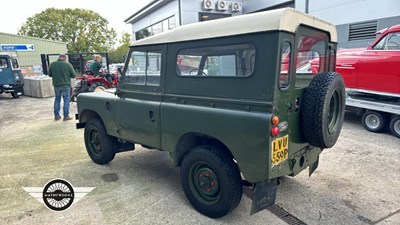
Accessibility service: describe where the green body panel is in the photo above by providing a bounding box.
[161,99,273,182]
[77,28,336,183]
[77,91,119,137]
[116,90,162,149]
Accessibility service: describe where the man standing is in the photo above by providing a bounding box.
[48,54,76,121]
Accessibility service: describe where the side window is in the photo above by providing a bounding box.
[177,44,255,77]
[0,57,9,69]
[280,41,291,90]
[147,52,161,86]
[125,51,161,86]
[11,58,20,69]
[373,32,400,50]
[296,36,326,75]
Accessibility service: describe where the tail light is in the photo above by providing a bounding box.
[271,115,280,137]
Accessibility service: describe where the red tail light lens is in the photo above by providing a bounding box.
[271,126,280,137]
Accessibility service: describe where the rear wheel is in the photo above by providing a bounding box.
[88,82,106,92]
[84,118,116,164]
[301,72,345,148]
[180,145,242,218]
[389,116,400,138]
[361,111,387,133]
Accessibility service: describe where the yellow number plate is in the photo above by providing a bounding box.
[271,135,289,166]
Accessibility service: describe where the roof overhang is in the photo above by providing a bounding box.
[124,0,172,24]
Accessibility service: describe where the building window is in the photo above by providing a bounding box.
[135,15,176,41]
[168,16,176,29]
[177,43,255,77]
[348,21,377,41]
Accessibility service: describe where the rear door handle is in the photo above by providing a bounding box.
[149,111,155,122]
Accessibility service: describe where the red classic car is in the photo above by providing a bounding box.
[312,24,400,95]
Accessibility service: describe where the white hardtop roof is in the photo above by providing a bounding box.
[132,8,337,47]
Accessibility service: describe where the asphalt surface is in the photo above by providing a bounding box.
[0,95,399,225]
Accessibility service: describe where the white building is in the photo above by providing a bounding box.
[125,0,400,48]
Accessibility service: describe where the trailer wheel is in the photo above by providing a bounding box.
[301,72,345,148]
[361,111,387,133]
[389,116,400,138]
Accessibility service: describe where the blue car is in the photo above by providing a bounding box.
[0,54,23,98]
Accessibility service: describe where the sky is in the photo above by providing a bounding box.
[1,0,153,39]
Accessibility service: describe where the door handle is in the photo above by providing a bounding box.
[149,111,155,122]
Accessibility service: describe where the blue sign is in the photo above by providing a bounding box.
[0,44,35,51]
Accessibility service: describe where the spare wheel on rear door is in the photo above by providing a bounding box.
[300,72,345,148]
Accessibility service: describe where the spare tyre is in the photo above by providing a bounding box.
[300,72,345,148]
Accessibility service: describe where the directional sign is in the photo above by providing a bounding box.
[0,44,35,51]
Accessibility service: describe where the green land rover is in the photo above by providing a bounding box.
[76,8,345,218]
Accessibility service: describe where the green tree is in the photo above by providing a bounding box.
[18,8,117,53]
[109,32,132,63]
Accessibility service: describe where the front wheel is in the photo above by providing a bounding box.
[84,118,116,164]
[180,145,242,218]
[389,116,400,138]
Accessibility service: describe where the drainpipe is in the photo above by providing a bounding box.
[305,0,309,14]
[178,0,182,26]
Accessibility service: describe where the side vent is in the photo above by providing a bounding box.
[348,21,378,41]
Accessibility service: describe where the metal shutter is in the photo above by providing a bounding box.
[348,21,378,41]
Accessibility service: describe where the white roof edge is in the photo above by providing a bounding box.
[132,8,337,47]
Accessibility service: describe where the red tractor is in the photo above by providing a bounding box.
[70,69,118,102]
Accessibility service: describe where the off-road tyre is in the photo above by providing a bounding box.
[301,72,345,148]
[84,118,116,164]
[88,82,106,92]
[361,111,387,133]
[389,116,400,138]
[180,145,242,218]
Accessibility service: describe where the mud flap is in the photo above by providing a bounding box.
[250,179,278,215]
[309,157,319,177]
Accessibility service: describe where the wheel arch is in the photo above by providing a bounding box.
[173,132,235,168]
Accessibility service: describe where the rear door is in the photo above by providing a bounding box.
[272,26,332,175]
[115,45,164,148]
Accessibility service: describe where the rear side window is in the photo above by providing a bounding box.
[280,41,291,90]
[0,57,9,69]
[125,51,161,86]
[177,44,255,77]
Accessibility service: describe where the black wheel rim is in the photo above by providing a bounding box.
[189,161,221,205]
[327,89,342,134]
[87,127,103,156]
